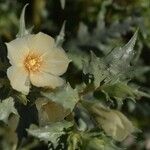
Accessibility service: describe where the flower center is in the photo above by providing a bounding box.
[24,53,42,73]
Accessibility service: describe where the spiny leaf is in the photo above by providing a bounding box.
[83,31,138,89]
[0,97,18,123]
[121,30,138,61]
[27,121,73,148]
[42,83,79,111]
[105,30,138,77]
[16,4,32,38]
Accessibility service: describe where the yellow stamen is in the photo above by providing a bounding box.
[24,53,42,73]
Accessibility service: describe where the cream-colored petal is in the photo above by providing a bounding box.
[101,119,116,137]
[27,32,55,55]
[115,111,134,133]
[114,111,134,141]
[7,66,30,95]
[30,71,64,89]
[41,47,70,75]
[114,126,128,141]
[6,36,31,66]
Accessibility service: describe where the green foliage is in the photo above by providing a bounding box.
[82,31,150,102]
[83,31,138,87]
[101,82,137,101]
[27,121,73,148]
[67,131,121,150]
[0,1,149,150]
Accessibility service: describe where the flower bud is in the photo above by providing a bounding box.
[88,102,135,141]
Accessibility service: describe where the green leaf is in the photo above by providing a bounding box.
[0,97,18,123]
[102,82,137,101]
[27,121,73,148]
[83,31,138,88]
[42,83,79,111]
[101,81,150,101]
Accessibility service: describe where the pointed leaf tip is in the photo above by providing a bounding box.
[16,4,30,38]
[56,21,66,46]
[60,0,66,9]
[122,30,138,57]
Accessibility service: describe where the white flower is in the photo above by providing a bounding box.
[6,32,70,94]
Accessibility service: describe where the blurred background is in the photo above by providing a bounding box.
[0,0,150,149]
